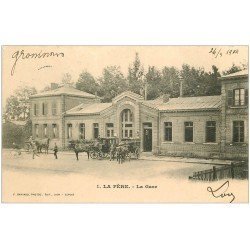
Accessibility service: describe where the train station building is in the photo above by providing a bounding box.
[29,70,248,159]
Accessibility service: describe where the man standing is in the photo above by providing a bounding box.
[54,143,58,159]
[31,141,39,159]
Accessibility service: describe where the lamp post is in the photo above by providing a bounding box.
[179,76,184,97]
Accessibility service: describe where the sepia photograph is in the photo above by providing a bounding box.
[1,45,249,203]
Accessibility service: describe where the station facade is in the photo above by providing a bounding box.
[30,70,248,159]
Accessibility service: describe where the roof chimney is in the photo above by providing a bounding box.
[51,83,59,90]
[162,94,170,103]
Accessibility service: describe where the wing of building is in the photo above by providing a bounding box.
[29,70,248,159]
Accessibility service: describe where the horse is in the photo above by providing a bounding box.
[69,140,94,161]
[116,145,130,164]
[35,138,50,154]
[109,143,117,161]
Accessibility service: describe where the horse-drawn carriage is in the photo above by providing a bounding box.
[68,137,140,162]
[90,137,119,159]
[24,138,50,154]
[120,138,141,160]
[68,137,119,160]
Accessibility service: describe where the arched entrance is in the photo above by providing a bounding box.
[120,109,134,138]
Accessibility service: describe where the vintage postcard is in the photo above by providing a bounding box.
[1,45,249,203]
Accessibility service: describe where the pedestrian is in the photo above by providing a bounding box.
[54,143,58,159]
[31,141,39,159]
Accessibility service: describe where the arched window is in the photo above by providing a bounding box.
[121,109,133,138]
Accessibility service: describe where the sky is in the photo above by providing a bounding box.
[2,45,248,104]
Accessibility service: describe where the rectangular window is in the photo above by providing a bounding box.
[79,123,85,139]
[52,124,58,138]
[129,130,133,138]
[233,121,244,143]
[234,88,245,106]
[42,103,48,115]
[125,130,128,138]
[67,124,72,139]
[34,104,38,116]
[52,102,57,115]
[184,122,193,142]
[164,122,172,141]
[106,123,114,138]
[35,124,39,138]
[93,123,99,139]
[107,130,110,137]
[42,103,45,115]
[206,121,216,143]
[43,124,48,138]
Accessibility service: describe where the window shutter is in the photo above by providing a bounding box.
[245,89,248,105]
[227,90,233,106]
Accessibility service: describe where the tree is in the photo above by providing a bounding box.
[4,86,37,121]
[222,63,243,75]
[61,73,73,85]
[178,64,222,97]
[160,66,180,98]
[145,66,162,100]
[127,53,144,95]
[180,64,203,97]
[204,65,221,95]
[98,66,128,102]
[76,70,99,95]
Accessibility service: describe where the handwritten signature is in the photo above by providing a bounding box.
[11,49,64,76]
[207,181,235,203]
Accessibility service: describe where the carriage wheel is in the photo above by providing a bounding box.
[97,151,104,160]
[90,151,98,159]
[103,152,109,159]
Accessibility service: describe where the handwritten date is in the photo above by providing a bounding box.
[209,47,239,58]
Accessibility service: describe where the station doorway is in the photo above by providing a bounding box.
[143,123,152,152]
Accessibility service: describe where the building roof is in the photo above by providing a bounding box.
[158,95,221,112]
[220,69,248,79]
[142,99,164,109]
[30,85,98,99]
[67,94,221,115]
[66,102,112,115]
[112,91,144,103]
